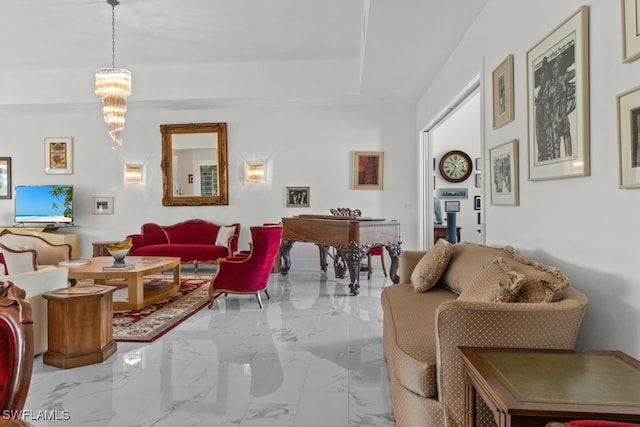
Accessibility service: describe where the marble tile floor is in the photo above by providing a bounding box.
[24,265,396,426]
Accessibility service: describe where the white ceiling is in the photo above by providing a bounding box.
[1,0,487,110]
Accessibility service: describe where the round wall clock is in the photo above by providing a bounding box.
[438,150,472,183]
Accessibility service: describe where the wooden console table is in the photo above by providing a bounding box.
[460,347,640,426]
[43,285,117,369]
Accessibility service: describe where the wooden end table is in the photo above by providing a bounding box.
[42,285,117,369]
[460,347,640,426]
[66,256,181,311]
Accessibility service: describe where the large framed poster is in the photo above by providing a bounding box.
[526,6,590,181]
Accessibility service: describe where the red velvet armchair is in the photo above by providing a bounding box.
[208,225,283,309]
[0,280,34,414]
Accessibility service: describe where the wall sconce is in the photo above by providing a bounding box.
[125,164,143,183]
[245,163,265,183]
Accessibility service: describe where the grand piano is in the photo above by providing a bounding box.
[279,215,402,295]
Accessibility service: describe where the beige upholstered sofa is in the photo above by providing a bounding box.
[381,241,589,427]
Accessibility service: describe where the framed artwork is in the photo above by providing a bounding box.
[188,174,193,184]
[622,0,640,63]
[475,173,482,188]
[475,157,481,170]
[45,137,73,175]
[438,188,468,199]
[492,54,514,129]
[444,200,460,212]
[92,197,114,214]
[353,151,384,190]
[526,6,590,181]
[474,196,481,210]
[285,186,310,207]
[0,157,11,199]
[616,85,640,188]
[490,140,519,206]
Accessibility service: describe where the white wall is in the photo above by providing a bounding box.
[0,103,417,269]
[418,0,640,358]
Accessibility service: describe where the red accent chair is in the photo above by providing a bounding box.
[0,280,34,414]
[367,246,387,277]
[208,225,283,309]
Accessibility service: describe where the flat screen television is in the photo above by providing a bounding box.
[14,185,74,225]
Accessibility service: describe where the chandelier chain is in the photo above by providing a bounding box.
[111,1,116,68]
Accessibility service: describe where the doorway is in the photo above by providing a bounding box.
[419,82,483,249]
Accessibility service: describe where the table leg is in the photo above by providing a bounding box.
[279,238,294,275]
[464,371,477,427]
[385,243,402,284]
[317,245,329,271]
[337,242,367,295]
[128,273,144,309]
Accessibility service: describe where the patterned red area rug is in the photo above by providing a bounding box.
[112,274,214,342]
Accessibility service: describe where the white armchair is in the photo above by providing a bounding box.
[0,243,37,275]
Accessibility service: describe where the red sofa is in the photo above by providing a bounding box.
[128,219,240,271]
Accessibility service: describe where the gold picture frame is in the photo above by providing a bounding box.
[617,85,640,188]
[622,0,640,63]
[0,157,11,199]
[490,140,519,206]
[353,151,384,190]
[492,54,514,129]
[526,6,590,181]
[45,137,73,175]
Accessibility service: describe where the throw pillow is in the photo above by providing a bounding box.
[410,238,453,293]
[215,226,236,247]
[500,246,570,303]
[458,256,525,302]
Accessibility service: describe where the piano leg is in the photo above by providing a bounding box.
[385,242,402,284]
[337,242,368,295]
[279,238,294,275]
[317,245,329,271]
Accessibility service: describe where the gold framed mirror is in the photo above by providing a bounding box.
[161,122,228,206]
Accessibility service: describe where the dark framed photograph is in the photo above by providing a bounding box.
[474,196,481,210]
[492,54,514,129]
[353,151,384,190]
[0,157,11,199]
[617,85,640,188]
[490,139,519,206]
[526,6,590,181]
[286,186,310,207]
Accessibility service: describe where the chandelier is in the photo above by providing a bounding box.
[95,0,131,150]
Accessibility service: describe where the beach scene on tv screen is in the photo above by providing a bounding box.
[15,185,73,223]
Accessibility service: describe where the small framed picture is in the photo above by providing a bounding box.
[438,188,468,199]
[444,200,460,212]
[353,151,384,190]
[622,0,640,63]
[188,174,193,184]
[492,54,514,129]
[475,173,482,188]
[474,196,481,210]
[92,197,114,214]
[475,158,481,171]
[285,186,310,207]
[490,140,519,206]
[45,137,73,175]
[617,85,640,188]
[0,157,11,200]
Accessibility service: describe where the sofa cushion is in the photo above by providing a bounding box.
[501,246,570,302]
[410,239,453,292]
[458,256,525,302]
[381,284,458,398]
[440,242,502,295]
[215,226,236,247]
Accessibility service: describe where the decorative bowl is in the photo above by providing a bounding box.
[106,238,133,266]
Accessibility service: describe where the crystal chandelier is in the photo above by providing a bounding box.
[95,0,131,150]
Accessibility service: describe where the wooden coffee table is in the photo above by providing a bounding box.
[66,256,181,310]
[460,347,640,426]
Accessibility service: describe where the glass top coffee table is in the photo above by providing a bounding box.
[65,256,181,310]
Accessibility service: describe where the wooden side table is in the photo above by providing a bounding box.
[42,285,117,369]
[460,347,640,426]
[92,241,120,257]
